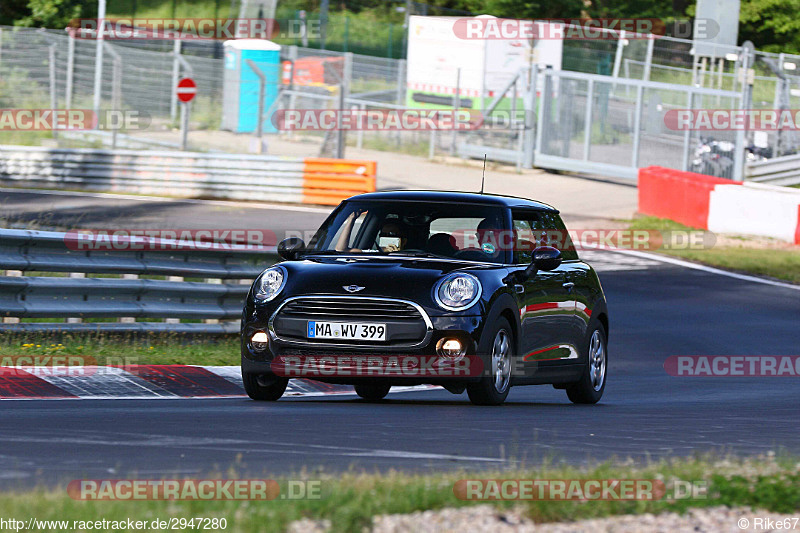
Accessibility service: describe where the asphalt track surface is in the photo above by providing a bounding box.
[1,189,799,487]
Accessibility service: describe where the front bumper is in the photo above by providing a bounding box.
[242,309,485,385]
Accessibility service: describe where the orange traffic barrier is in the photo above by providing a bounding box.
[302,158,376,205]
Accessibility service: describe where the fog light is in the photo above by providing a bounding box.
[437,338,465,357]
[251,331,269,352]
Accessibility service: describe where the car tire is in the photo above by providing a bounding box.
[242,371,288,401]
[467,317,514,406]
[566,324,607,404]
[354,382,391,401]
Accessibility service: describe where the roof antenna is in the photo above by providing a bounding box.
[480,154,486,194]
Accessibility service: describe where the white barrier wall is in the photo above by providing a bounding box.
[708,183,800,244]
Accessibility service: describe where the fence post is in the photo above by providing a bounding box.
[643,37,654,82]
[612,30,625,80]
[631,83,643,168]
[49,44,58,140]
[523,66,537,168]
[583,79,594,161]
[336,52,353,159]
[246,59,267,152]
[357,103,364,149]
[92,0,107,122]
[450,68,461,155]
[682,89,693,171]
[733,44,753,182]
[170,39,182,122]
[395,59,406,106]
[104,44,123,149]
[65,30,75,109]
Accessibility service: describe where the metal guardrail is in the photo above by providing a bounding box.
[0,228,278,334]
[0,146,376,205]
[745,153,800,186]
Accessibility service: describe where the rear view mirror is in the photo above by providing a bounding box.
[524,246,562,277]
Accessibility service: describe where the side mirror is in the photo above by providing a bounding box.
[277,237,305,260]
[524,246,562,277]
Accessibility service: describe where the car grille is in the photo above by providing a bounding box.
[271,296,431,348]
[279,297,423,321]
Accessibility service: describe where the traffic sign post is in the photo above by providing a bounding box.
[176,78,196,151]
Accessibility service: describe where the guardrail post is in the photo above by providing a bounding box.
[66,273,85,323]
[204,278,222,325]
[119,273,138,323]
[165,276,183,324]
[3,270,22,324]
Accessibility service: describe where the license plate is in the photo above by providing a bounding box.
[307,321,386,341]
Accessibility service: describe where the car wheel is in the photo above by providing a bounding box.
[354,382,391,401]
[242,371,288,401]
[467,317,514,406]
[566,325,607,404]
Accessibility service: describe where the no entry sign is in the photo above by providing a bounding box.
[176,78,197,103]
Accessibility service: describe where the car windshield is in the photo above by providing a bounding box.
[305,200,510,264]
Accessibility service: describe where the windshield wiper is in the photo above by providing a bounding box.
[386,251,447,259]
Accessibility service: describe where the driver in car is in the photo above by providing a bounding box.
[378,221,407,252]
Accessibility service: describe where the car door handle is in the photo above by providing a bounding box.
[562,282,575,291]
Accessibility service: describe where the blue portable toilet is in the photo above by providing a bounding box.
[221,39,281,133]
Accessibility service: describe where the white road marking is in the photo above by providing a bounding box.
[580,249,662,271]
[600,247,800,291]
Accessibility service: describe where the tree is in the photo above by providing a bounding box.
[739,0,800,53]
[14,0,98,29]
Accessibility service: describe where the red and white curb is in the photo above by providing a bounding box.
[0,365,435,400]
[639,166,800,244]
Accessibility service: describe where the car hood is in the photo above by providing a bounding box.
[278,255,497,312]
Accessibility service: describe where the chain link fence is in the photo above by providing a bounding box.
[3,22,800,178]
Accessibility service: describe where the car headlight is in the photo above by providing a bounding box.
[254,266,286,302]
[435,273,482,311]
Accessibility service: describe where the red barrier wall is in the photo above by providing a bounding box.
[638,166,741,229]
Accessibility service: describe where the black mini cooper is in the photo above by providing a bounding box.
[241,191,608,405]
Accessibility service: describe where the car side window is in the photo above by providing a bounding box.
[511,212,542,264]
[539,212,579,261]
[512,211,579,262]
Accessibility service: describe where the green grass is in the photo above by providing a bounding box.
[0,333,239,365]
[626,216,800,284]
[1,455,798,532]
